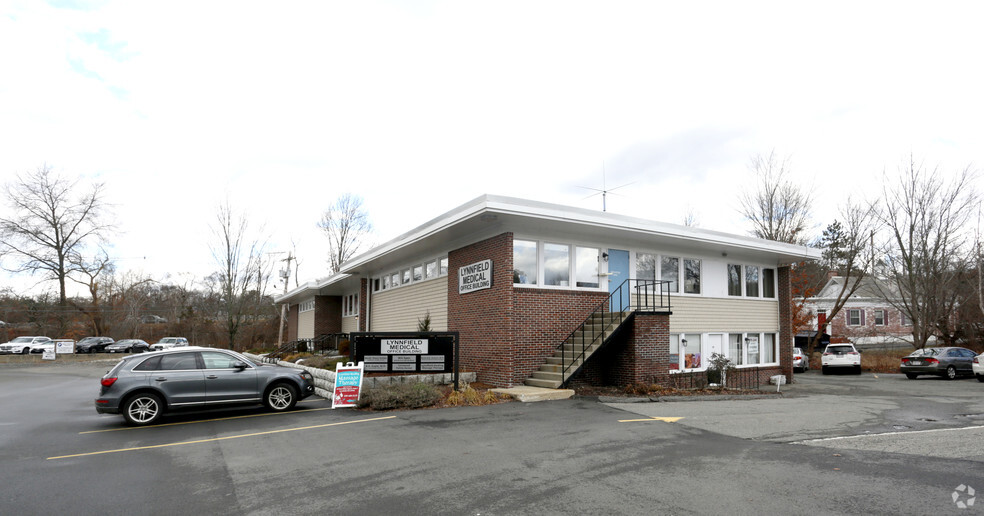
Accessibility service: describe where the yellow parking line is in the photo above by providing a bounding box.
[619,417,684,423]
[51,415,396,460]
[82,406,334,434]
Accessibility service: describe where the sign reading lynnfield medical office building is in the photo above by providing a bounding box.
[458,259,492,294]
[351,332,459,374]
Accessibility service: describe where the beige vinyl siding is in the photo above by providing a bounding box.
[341,316,359,333]
[298,310,315,339]
[669,296,778,333]
[371,277,448,331]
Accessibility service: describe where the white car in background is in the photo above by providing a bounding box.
[974,353,984,383]
[821,343,862,375]
[1,336,52,355]
[150,337,189,351]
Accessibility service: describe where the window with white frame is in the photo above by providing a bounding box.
[762,268,775,298]
[342,293,359,317]
[727,264,742,296]
[661,256,679,293]
[874,310,885,325]
[513,239,538,285]
[901,312,912,326]
[668,334,681,370]
[299,300,315,312]
[729,333,745,365]
[373,256,449,292]
[543,243,570,286]
[684,259,701,294]
[513,240,603,290]
[682,333,702,369]
[636,253,656,281]
[425,260,438,278]
[745,265,760,297]
[848,309,863,326]
[412,265,424,282]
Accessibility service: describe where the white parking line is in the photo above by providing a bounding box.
[793,424,984,444]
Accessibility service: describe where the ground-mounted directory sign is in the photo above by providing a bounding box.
[351,332,460,389]
[332,362,364,409]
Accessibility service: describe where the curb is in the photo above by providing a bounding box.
[590,393,784,403]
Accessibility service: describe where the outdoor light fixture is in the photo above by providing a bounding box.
[681,339,688,347]
[602,252,609,262]
[744,338,750,345]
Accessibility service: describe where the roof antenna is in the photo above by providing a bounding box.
[578,163,634,212]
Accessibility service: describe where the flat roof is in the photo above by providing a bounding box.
[276,194,821,304]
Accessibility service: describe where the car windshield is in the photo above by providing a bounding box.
[159,338,176,344]
[10,337,32,343]
[827,345,854,353]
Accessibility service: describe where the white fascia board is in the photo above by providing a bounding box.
[273,273,351,304]
[337,194,821,275]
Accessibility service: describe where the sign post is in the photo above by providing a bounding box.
[332,361,364,409]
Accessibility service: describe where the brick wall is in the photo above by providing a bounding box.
[448,233,516,387]
[513,288,609,385]
[778,266,793,380]
[359,278,368,332]
[287,304,298,342]
[827,306,912,340]
[314,296,342,335]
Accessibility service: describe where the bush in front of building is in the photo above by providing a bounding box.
[357,382,444,410]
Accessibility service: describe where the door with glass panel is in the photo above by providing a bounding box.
[607,249,630,312]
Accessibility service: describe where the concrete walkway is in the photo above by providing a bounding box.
[490,385,575,402]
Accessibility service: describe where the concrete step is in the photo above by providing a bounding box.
[496,385,573,401]
[523,377,563,389]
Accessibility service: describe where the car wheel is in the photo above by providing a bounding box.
[945,366,957,380]
[905,373,918,379]
[124,348,131,353]
[977,374,984,383]
[21,347,30,354]
[122,393,164,426]
[265,383,298,412]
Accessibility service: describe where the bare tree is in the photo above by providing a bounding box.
[876,157,979,349]
[67,248,115,335]
[0,165,113,307]
[806,200,879,352]
[318,194,372,274]
[739,151,813,244]
[210,201,269,350]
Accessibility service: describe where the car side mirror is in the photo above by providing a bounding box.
[233,361,248,370]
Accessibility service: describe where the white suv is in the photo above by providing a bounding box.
[0,336,52,355]
[974,353,983,383]
[821,343,862,375]
[150,337,189,351]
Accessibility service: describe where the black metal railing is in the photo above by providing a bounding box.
[559,279,671,387]
[666,367,765,391]
[267,333,348,361]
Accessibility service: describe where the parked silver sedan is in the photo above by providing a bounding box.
[95,347,315,426]
[900,347,977,380]
[793,347,810,373]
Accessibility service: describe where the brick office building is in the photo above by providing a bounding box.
[276,195,820,388]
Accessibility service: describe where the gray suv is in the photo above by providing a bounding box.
[95,347,315,426]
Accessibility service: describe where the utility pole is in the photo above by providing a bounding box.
[275,252,295,347]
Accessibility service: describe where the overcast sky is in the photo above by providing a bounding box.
[1,0,982,297]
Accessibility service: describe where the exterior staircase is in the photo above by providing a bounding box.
[524,311,632,389]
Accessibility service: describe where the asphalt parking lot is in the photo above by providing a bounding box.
[2,361,984,515]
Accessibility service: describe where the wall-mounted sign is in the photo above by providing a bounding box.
[332,361,364,409]
[458,259,492,294]
[746,337,759,355]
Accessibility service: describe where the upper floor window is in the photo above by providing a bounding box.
[513,240,538,285]
[299,300,315,312]
[762,268,775,298]
[683,259,701,294]
[513,240,601,290]
[745,266,760,297]
[661,256,679,293]
[343,293,359,317]
[575,246,600,288]
[636,253,656,281]
[727,264,742,296]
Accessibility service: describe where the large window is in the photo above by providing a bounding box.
[727,264,742,296]
[575,247,600,288]
[543,243,570,286]
[343,293,359,317]
[669,334,680,370]
[874,310,885,325]
[684,259,701,294]
[683,333,702,369]
[729,333,744,366]
[762,268,775,298]
[513,240,538,285]
[636,253,656,281]
[762,333,775,363]
[745,266,759,297]
[661,256,679,293]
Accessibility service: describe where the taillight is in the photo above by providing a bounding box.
[848,352,859,355]
[924,358,938,364]
[901,358,909,364]
[794,355,802,360]
[975,357,980,364]
[822,352,831,356]
[100,377,117,387]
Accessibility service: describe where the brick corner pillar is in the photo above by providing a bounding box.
[615,312,670,386]
[358,278,369,332]
[777,265,794,382]
[447,232,515,387]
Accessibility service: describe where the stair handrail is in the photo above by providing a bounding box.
[559,279,671,387]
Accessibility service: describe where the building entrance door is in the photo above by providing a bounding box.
[608,249,630,312]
